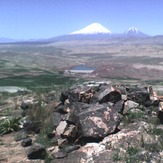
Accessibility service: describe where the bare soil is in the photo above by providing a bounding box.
[0,132,44,163]
[0,132,27,163]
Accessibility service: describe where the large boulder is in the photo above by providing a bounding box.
[78,103,120,139]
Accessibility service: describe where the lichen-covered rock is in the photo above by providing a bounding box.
[51,143,105,163]
[101,121,157,150]
[78,103,120,139]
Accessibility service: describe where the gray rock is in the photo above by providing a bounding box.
[51,150,68,159]
[127,90,151,106]
[113,100,124,114]
[21,137,32,147]
[62,145,80,153]
[63,124,78,138]
[65,111,78,124]
[51,112,62,127]
[20,101,31,110]
[27,143,46,159]
[15,130,29,141]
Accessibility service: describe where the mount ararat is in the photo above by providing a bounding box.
[70,23,147,37]
[0,23,151,43]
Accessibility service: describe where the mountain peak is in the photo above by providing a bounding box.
[124,27,148,37]
[70,23,111,35]
[127,27,139,33]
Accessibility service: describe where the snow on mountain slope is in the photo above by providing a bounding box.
[126,27,139,34]
[124,27,148,37]
[70,23,111,35]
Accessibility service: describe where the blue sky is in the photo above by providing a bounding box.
[0,0,162,39]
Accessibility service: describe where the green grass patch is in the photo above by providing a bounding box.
[0,73,76,92]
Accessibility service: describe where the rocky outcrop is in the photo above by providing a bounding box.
[47,83,163,162]
[3,82,162,162]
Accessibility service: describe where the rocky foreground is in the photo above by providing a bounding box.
[0,81,163,162]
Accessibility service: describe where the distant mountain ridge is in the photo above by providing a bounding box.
[0,23,158,43]
[0,37,18,43]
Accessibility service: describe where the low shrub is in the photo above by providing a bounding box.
[0,116,21,135]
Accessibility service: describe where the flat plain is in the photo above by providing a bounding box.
[0,36,163,90]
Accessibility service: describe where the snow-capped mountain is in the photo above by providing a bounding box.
[125,27,148,37]
[126,27,139,34]
[70,23,111,35]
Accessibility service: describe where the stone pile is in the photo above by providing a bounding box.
[17,82,163,161]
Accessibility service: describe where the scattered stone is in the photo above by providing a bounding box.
[127,90,151,106]
[57,138,68,147]
[54,104,71,114]
[56,121,68,136]
[47,146,59,153]
[63,124,78,138]
[51,112,62,127]
[20,101,30,110]
[2,83,163,162]
[99,90,122,104]
[62,145,80,153]
[51,150,68,159]
[27,143,46,159]
[15,130,29,141]
[47,131,55,139]
[21,137,32,147]
[113,100,124,114]
[63,110,79,125]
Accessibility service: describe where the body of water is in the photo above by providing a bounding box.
[71,65,96,71]
[0,86,29,93]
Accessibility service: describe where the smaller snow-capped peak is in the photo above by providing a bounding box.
[70,23,111,35]
[124,27,149,37]
[125,27,139,34]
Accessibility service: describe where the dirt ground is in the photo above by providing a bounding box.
[0,132,43,163]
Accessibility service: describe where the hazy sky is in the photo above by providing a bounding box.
[0,0,163,39]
